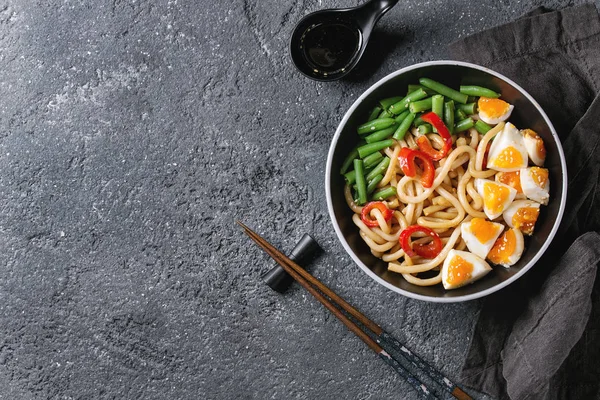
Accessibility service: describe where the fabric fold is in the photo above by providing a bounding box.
[502,232,600,400]
[449,4,600,399]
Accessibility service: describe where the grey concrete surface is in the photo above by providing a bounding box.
[0,1,597,399]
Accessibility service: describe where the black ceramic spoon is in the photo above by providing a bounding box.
[290,0,399,81]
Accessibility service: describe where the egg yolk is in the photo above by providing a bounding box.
[447,255,473,286]
[488,229,516,264]
[471,217,499,244]
[512,206,539,235]
[497,171,523,193]
[483,182,511,214]
[530,167,548,188]
[493,146,524,169]
[523,129,546,159]
[478,97,511,118]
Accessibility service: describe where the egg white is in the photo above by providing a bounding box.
[522,129,546,166]
[475,178,518,220]
[486,122,529,172]
[442,250,492,290]
[460,219,504,259]
[521,129,546,167]
[520,167,550,205]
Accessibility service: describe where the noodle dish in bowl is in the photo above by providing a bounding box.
[326,61,567,302]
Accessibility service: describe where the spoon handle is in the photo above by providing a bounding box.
[367,0,399,12]
[357,0,399,29]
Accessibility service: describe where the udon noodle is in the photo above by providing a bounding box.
[344,123,505,287]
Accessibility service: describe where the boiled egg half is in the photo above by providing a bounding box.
[520,166,550,205]
[478,97,514,124]
[487,228,525,267]
[486,122,529,172]
[522,129,546,166]
[461,218,504,259]
[442,250,492,290]
[475,178,518,220]
[503,199,541,235]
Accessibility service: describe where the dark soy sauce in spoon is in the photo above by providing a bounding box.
[300,22,361,76]
[290,0,398,81]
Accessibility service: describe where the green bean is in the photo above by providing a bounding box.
[419,78,468,104]
[367,106,382,121]
[340,143,363,175]
[407,84,436,95]
[467,96,478,103]
[372,186,397,201]
[413,115,426,126]
[389,88,428,114]
[344,153,376,184]
[354,159,367,205]
[358,140,394,158]
[457,102,477,115]
[392,112,416,140]
[418,124,433,135]
[366,174,383,194]
[366,157,390,181]
[363,152,384,169]
[379,96,403,110]
[344,169,357,185]
[444,100,455,134]
[394,110,411,123]
[432,95,444,117]
[407,84,421,94]
[454,109,467,121]
[365,124,398,143]
[454,117,475,133]
[357,117,396,135]
[346,167,375,185]
[474,119,492,134]
[378,109,393,118]
[459,85,500,98]
[353,173,384,194]
[409,97,433,113]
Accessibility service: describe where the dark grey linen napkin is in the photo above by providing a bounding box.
[449,4,600,400]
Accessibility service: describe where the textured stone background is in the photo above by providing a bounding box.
[0,0,597,399]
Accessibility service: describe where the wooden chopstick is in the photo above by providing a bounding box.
[238,221,472,400]
[238,221,437,400]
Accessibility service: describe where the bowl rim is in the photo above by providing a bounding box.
[325,60,568,303]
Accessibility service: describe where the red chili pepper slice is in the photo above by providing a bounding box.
[398,147,414,176]
[360,201,394,227]
[398,147,435,188]
[416,112,453,161]
[399,225,443,259]
[482,141,492,169]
